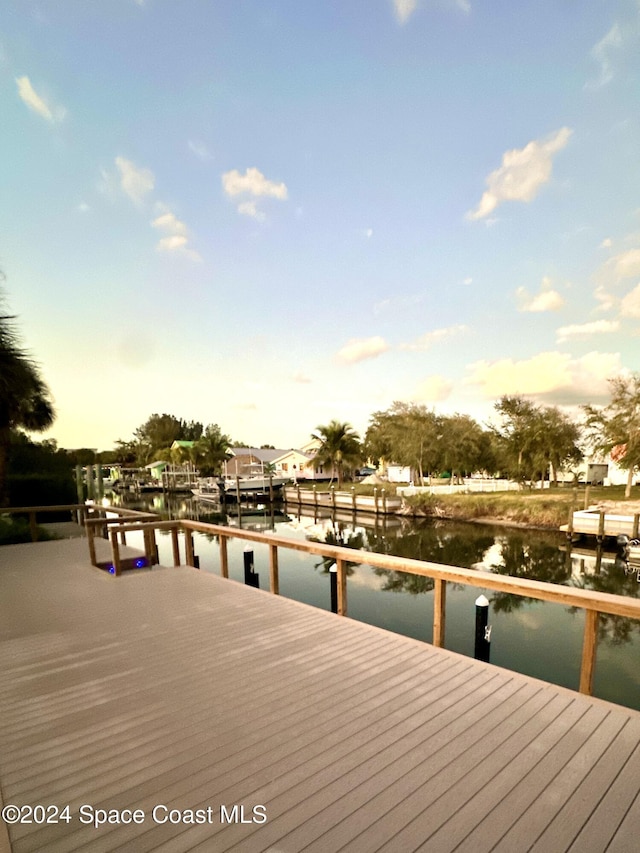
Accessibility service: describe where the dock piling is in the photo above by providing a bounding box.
[474,594,491,662]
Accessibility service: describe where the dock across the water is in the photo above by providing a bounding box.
[561,507,640,541]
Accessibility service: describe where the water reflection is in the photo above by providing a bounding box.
[104,491,640,710]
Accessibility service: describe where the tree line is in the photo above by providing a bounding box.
[2,280,639,503]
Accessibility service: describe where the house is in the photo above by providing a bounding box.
[223,447,289,479]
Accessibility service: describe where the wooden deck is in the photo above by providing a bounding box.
[1,539,639,852]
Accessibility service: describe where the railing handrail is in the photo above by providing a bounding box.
[81,510,640,697]
[180,520,640,621]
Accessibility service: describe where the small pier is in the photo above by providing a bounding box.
[284,485,403,515]
[1,534,640,851]
[562,508,640,542]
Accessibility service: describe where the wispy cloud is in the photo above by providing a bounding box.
[15,75,65,123]
[115,157,155,205]
[516,276,565,312]
[393,0,418,24]
[400,324,468,351]
[466,350,621,402]
[588,23,623,89]
[467,127,572,220]
[336,336,389,364]
[222,166,288,220]
[556,319,620,343]
[188,139,212,162]
[151,205,201,261]
[620,283,640,318]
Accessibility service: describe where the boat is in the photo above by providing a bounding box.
[191,480,222,504]
[617,535,640,563]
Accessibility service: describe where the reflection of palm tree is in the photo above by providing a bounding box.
[310,421,361,487]
[0,301,55,505]
[311,522,364,575]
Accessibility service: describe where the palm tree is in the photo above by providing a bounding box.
[0,300,55,505]
[310,420,362,488]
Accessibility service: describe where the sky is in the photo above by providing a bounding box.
[1,0,639,452]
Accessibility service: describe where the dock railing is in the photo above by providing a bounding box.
[87,512,640,700]
[1,503,91,541]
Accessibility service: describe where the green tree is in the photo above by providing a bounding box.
[365,402,442,484]
[583,373,640,498]
[0,295,55,505]
[122,414,204,464]
[193,424,231,476]
[493,396,581,487]
[440,414,495,483]
[310,420,362,487]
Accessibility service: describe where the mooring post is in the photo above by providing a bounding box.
[474,594,491,662]
[633,514,639,539]
[329,562,338,613]
[243,547,259,588]
[597,510,605,544]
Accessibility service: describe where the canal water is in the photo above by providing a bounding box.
[108,492,640,712]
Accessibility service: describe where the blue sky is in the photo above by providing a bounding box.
[1,0,639,451]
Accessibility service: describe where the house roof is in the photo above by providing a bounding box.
[227,447,290,464]
[170,440,195,449]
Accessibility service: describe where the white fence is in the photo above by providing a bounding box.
[397,479,523,497]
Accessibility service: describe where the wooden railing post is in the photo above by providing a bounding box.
[171,527,180,566]
[110,529,122,576]
[185,530,195,567]
[87,522,97,566]
[633,514,639,539]
[269,544,279,595]
[579,609,599,695]
[219,535,229,578]
[433,578,447,648]
[336,557,347,616]
[29,511,38,542]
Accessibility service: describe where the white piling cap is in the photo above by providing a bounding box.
[329,562,337,573]
[475,594,489,607]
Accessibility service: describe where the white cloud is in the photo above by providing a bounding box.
[467,127,572,220]
[222,167,287,200]
[15,75,64,122]
[411,375,453,403]
[237,200,266,222]
[463,277,473,286]
[115,157,155,205]
[222,167,288,221]
[393,0,418,24]
[466,350,622,402]
[556,320,620,343]
[151,211,188,236]
[593,284,617,313]
[620,283,640,318]
[336,336,389,365]
[292,371,312,384]
[151,204,200,261]
[516,276,565,312]
[600,237,613,249]
[400,324,468,351]
[611,248,640,279]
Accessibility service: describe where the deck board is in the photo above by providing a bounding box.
[1,538,639,852]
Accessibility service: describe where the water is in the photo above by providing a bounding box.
[107,491,640,711]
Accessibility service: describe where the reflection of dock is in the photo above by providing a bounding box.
[561,508,640,541]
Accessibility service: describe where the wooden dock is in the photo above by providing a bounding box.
[1,538,640,852]
[284,486,403,515]
[561,509,640,541]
